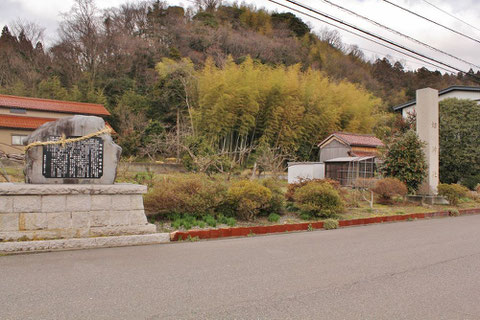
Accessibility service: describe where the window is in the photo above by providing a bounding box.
[10,108,26,114]
[11,135,28,146]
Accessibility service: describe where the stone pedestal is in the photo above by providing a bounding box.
[0,183,156,241]
[416,88,439,195]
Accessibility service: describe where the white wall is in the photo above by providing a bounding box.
[402,90,480,118]
[287,163,325,184]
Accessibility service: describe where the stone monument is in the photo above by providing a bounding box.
[416,88,439,196]
[24,116,121,184]
[413,88,447,204]
[0,115,160,246]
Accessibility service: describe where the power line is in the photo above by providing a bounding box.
[267,0,457,74]
[359,46,449,70]
[421,0,480,33]
[273,0,480,80]
[383,0,480,45]
[318,0,480,70]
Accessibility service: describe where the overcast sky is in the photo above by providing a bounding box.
[1,0,479,73]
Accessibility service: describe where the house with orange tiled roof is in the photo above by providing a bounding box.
[317,132,384,185]
[0,94,110,154]
[318,132,384,163]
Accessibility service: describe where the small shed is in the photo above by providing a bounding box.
[287,162,325,184]
[318,132,384,163]
[324,156,376,186]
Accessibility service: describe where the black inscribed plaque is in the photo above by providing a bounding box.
[42,136,104,179]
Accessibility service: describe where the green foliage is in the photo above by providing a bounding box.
[448,208,460,217]
[227,180,272,221]
[144,174,227,217]
[293,181,344,218]
[204,215,217,227]
[286,178,341,202]
[371,178,408,204]
[225,217,237,227]
[267,213,281,223]
[260,178,286,215]
[271,12,310,37]
[437,183,469,206]
[381,130,427,193]
[193,11,219,27]
[323,219,339,230]
[171,215,198,230]
[134,171,155,188]
[195,56,380,160]
[439,99,480,190]
[300,212,312,220]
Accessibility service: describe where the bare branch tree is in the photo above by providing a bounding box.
[58,0,103,85]
[11,19,45,45]
[195,0,222,12]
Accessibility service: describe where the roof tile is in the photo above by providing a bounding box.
[0,114,56,130]
[0,94,110,116]
[334,132,384,147]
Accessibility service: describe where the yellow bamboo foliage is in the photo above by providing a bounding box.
[191,55,381,159]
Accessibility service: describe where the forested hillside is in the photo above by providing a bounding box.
[0,0,477,167]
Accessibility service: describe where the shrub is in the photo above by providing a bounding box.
[371,178,408,204]
[381,130,427,193]
[300,212,311,220]
[286,178,341,202]
[468,191,480,202]
[204,215,217,227]
[460,174,480,191]
[217,214,228,224]
[448,208,460,217]
[171,215,199,230]
[225,217,237,227]
[293,182,344,218]
[323,219,339,230]
[134,171,155,187]
[437,183,469,205]
[227,180,272,221]
[144,174,227,218]
[260,178,285,215]
[268,213,281,223]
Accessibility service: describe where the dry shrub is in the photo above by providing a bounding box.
[468,191,480,202]
[371,178,408,204]
[286,178,341,201]
[293,182,344,218]
[476,184,480,194]
[353,178,377,190]
[227,180,272,221]
[143,174,227,217]
[437,183,469,206]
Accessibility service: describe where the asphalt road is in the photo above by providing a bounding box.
[2,215,480,320]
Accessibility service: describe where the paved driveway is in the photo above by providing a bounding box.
[1,215,480,319]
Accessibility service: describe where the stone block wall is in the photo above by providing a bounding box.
[0,184,156,241]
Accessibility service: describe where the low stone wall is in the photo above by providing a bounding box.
[0,183,156,241]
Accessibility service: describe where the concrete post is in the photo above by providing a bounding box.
[416,88,439,195]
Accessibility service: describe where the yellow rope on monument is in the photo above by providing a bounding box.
[25,127,113,151]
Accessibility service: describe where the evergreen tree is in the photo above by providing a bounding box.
[381,130,427,193]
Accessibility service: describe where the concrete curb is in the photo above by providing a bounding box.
[171,208,480,241]
[0,233,170,254]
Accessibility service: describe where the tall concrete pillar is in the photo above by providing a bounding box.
[416,88,439,195]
